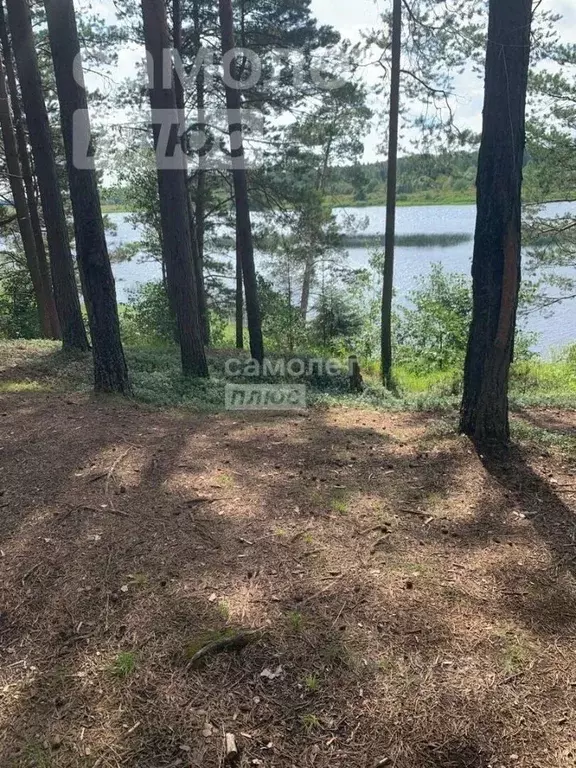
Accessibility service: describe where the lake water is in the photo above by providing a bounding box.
[108,203,576,356]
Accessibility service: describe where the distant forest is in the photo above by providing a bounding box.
[100,149,565,211]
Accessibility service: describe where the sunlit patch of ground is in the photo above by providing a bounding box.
[1,380,576,768]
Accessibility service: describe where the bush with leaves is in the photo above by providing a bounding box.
[121,280,230,348]
[395,264,536,374]
[258,276,308,354]
[395,264,472,372]
[0,258,40,339]
[120,281,175,346]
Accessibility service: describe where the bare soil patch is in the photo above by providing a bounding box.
[1,387,576,767]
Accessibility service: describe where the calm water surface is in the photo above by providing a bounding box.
[108,203,576,356]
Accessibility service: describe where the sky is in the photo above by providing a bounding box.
[306,0,576,161]
[89,0,576,165]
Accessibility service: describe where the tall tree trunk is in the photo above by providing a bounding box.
[5,0,88,351]
[300,260,312,322]
[235,243,243,348]
[460,0,532,444]
[0,49,53,337]
[194,169,210,346]
[300,137,333,320]
[191,0,210,345]
[381,0,401,389]
[173,0,210,346]
[0,0,59,339]
[44,0,131,394]
[195,69,207,289]
[218,0,264,363]
[142,0,208,377]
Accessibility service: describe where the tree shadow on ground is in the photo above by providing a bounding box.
[478,443,576,582]
[515,408,576,438]
[1,389,575,767]
[414,435,576,638]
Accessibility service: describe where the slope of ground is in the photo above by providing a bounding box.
[1,346,576,767]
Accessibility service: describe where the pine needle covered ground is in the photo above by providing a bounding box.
[1,342,576,768]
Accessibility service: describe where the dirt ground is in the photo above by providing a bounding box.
[1,385,576,767]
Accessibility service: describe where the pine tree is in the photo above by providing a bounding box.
[0,0,59,339]
[141,0,208,377]
[381,0,401,389]
[44,0,131,394]
[0,47,54,338]
[218,0,264,363]
[172,0,210,345]
[5,0,89,350]
[460,0,533,444]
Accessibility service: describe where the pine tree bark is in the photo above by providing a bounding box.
[0,0,59,339]
[300,140,333,321]
[173,0,210,346]
[235,243,243,348]
[44,0,131,394]
[194,69,210,346]
[218,0,264,363]
[190,0,210,345]
[5,0,88,351]
[300,259,313,322]
[0,49,53,337]
[142,0,208,377]
[381,0,401,389]
[460,0,533,444]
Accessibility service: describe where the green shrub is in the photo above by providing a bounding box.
[120,280,175,346]
[0,263,40,340]
[394,264,537,374]
[394,264,471,373]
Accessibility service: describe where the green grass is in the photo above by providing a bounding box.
[287,610,304,631]
[330,490,350,516]
[184,628,238,659]
[511,419,576,452]
[101,203,135,214]
[301,713,321,731]
[325,190,573,210]
[304,673,320,693]
[3,340,576,415]
[0,380,49,393]
[217,601,231,620]
[23,743,53,768]
[110,651,137,678]
[102,193,574,216]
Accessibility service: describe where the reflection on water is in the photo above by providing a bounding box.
[108,203,576,356]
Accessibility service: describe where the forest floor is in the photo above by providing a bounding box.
[2,345,576,768]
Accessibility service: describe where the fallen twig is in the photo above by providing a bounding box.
[356,524,390,536]
[398,508,431,519]
[75,504,128,517]
[184,497,222,505]
[331,601,347,628]
[187,629,264,666]
[104,447,132,506]
[303,572,347,604]
[499,670,525,686]
[87,472,107,484]
[22,563,41,584]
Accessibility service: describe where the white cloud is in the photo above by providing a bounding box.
[81,0,574,167]
[310,0,575,162]
[311,0,382,41]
